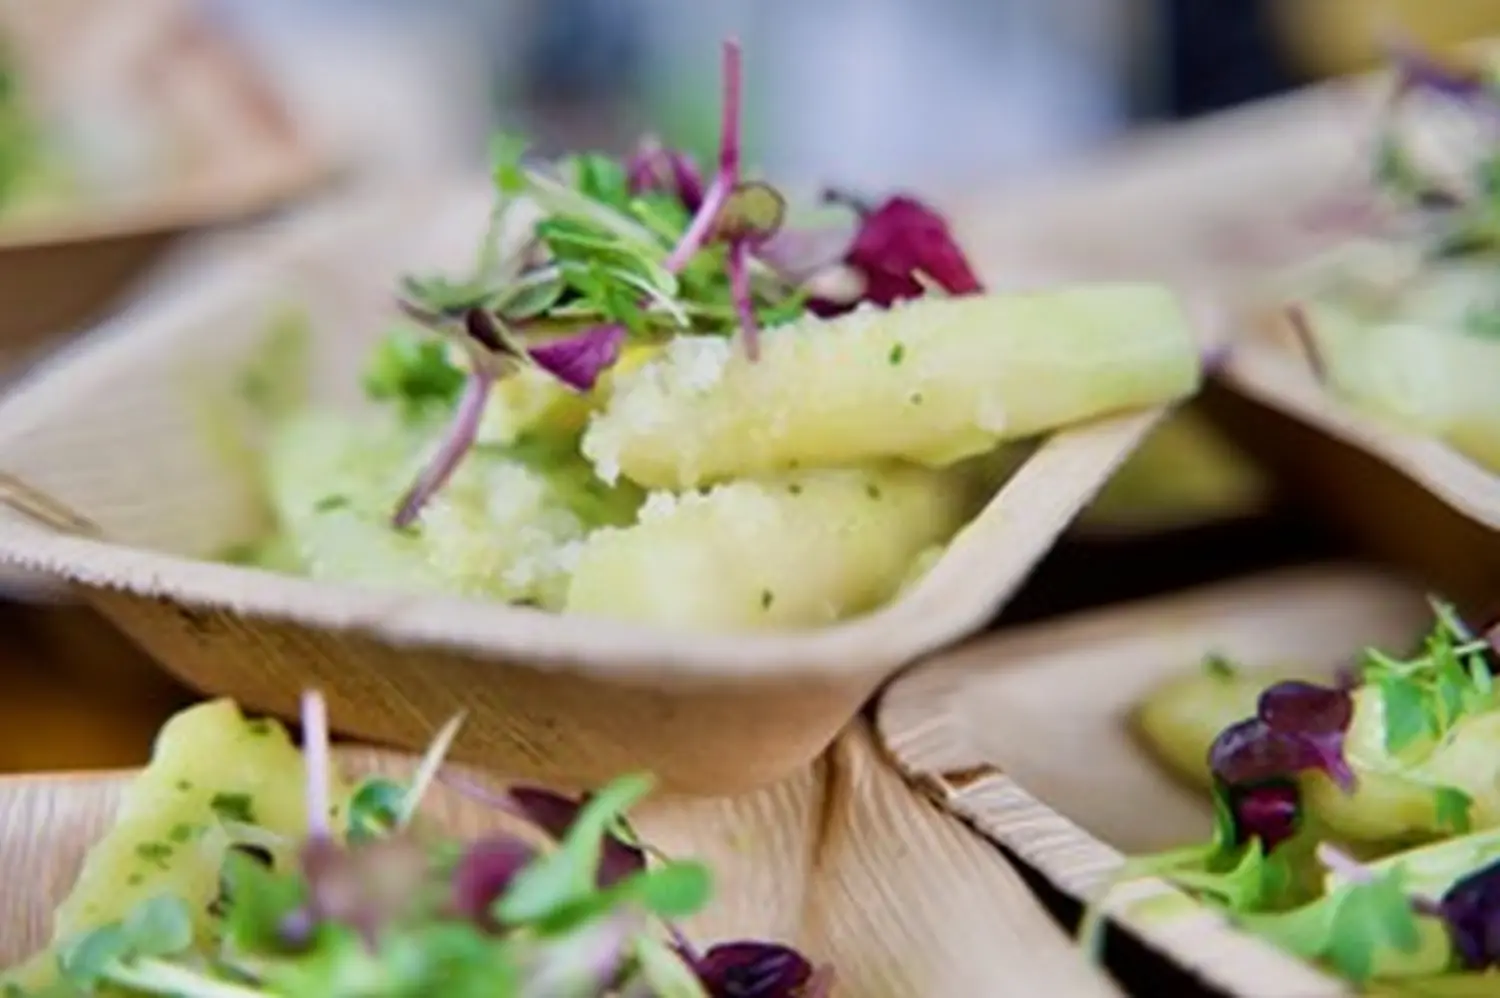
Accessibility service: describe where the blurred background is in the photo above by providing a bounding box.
[206,0,1500,190]
[3,0,1500,778]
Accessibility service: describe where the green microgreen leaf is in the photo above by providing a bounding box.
[362,328,465,423]
[1203,653,1238,680]
[57,925,131,988]
[490,132,529,196]
[220,849,307,954]
[1238,869,1423,985]
[633,936,712,998]
[121,895,195,958]
[497,772,655,925]
[566,152,631,211]
[1360,602,1499,757]
[347,778,408,844]
[1380,675,1433,754]
[1434,786,1475,835]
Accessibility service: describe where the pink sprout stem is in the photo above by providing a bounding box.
[392,372,492,528]
[1316,843,1372,884]
[729,240,760,359]
[302,690,331,840]
[662,39,743,276]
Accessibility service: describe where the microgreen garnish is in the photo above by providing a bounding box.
[1237,846,1426,986]
[374,34,982,524]
[18,692,833,997]
[1358,600,1496,755]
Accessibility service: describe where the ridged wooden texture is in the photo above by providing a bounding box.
[0,0,325,360]
[0,183,1166,794]
[0,726,1121,997]
[877,565,1435,997]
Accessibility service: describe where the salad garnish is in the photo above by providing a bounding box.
[1088,600,1500,988]
[380,37,982,527]
[23,692,834,997]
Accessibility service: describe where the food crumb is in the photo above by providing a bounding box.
[760,589,775,610]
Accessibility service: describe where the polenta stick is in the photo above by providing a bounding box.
[582,286,1201,489]
[564,464,979,631]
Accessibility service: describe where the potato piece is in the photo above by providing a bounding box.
[1301,689,1500,844]
[476,343,664,446]
[264,412,641,607]
[20,701,349,983]
[565,465,979,631]
[1303,258,1500,471]
[582,287,1202,489]
[1131,662,1315,790]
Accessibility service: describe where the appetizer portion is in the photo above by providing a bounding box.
[1270,44,1500,472]
[2,693,834,997]
[236,39,1202,631]
[1103,601,1500,990]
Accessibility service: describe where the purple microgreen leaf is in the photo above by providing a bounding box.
[1258,680,1357,792]
[1383,31,1500,111]
[808,193,983,315]
[693,941,818,998]
[527,324,626,392]
[627,136,706,212]
[1438,857,1500,970]
[713,181,786,244]
[447,835,537,933]
[1210,718,1322,787]
[1230,783,1302,854]
[391,371,491,528]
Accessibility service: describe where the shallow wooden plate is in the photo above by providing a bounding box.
[877,564,1436,996]
[0,722,1120,998]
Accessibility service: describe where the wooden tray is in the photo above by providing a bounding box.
[0,0,327,362]
[877,565,1436,996]
[0,724,1121,998]
[952,47,1500,565]
[0,179,1173,795]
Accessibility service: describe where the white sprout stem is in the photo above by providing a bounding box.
[1316,842,1373,884]
[302,690,331,840]
[110,957,269,998]
[397,712,467,828]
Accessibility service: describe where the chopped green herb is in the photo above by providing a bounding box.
[209,792,257,825]
[889,343,906,365]
[313,494,349,513]
[787,483,803,495]
[1202,653,1238,679]
[1434,786,1474,834]
[866,483,882,500]
[134,842,173,870]
[760,589,774,610]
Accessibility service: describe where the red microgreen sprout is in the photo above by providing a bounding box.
[626,135,705,211]
[808,190,984,316]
